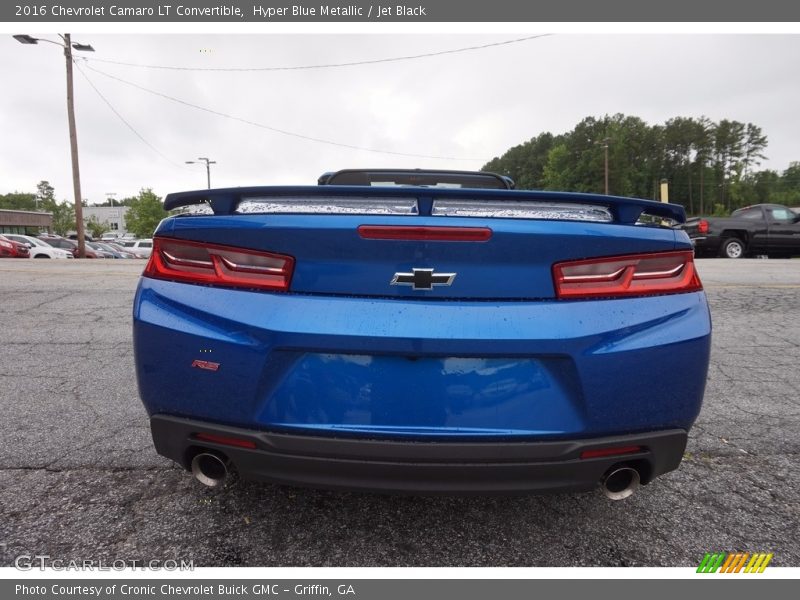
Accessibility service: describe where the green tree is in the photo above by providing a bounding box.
[85,215,110,238]
[768,162,800,206]
[541,143,573,191]
[125,188,166,238]
[741,124,768,178]
[36,181,56,206]
[51,201,75,236]
[663,117,705,213]
[693,116,715,215]
[482,114,796,216]
[751,170,781,204]
[483,132,561,190]
[0,192,37,211]
[0,180,57,211]
[713,120,746,211]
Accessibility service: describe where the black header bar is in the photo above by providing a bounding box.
[4,0,800,22]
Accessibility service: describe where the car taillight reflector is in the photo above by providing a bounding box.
[358,225,492,242]
[194,432,257,449]
[553,250,702,299]
[144,238,294,291]
[697,219,709,234]
[580,446,643,459]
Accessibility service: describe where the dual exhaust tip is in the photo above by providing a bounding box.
[191,451,642,500]
[601,466,640,500]
[191,452,230,487]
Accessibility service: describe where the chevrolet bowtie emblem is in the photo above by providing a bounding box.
[391,268,456,291]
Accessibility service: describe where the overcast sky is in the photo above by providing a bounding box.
[1,33,799,203]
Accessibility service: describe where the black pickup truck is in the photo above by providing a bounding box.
[683,203,800,258]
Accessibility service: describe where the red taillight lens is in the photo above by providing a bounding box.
[697,219,709,234]
[553,250,702,299]
[144,238,294,292]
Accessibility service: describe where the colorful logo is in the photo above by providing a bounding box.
[191,359,220,372]
[697,552,773,573]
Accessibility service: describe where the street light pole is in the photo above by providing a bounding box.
[15,33,94,257]
[185,157,216,189]
[106,192,116,207]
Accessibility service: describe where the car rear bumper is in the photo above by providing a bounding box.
[689,235,722,253]
[151,414,688,494]
[135,279,711,438]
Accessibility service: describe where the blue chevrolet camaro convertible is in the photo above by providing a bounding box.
[133,169,711,499]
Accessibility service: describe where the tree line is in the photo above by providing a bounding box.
[0,181,166,238]
[483,114,800,215]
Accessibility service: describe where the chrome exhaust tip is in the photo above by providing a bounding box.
[601,466,640,500]
[191,452,229,487]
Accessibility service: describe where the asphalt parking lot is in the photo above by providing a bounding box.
[0,259,798,567]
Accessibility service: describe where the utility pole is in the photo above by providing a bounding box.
[64,34,86,257]
[596,137,611,195]
[186,157,216,189]
[106,192,116,207]
[15,33,94,257]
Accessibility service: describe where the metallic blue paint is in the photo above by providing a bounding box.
[159,214,683,299]
[136,187,709,457]
[134,277,711,440]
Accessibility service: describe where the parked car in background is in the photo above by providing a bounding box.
[67,232,95,242]
[120,238,153,258]
[104,242,137,257]
[37,234,103,258]
[101,232,121,241]
[85,242,116,259]
[2,234,73,259]
[0,234,30,258]
[683,203,800,258]
[134,169,711,499]
[94,242,136,259]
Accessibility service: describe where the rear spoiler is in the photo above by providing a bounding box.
[163,186,686,225]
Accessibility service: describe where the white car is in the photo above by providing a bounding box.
[2,234,73,259]
[119,238,153,258]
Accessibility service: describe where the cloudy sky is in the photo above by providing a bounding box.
[1,33,799,203]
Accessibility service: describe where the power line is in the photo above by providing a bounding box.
[81,34,553,73]
[80,62,486,162]
[74,61,187,169]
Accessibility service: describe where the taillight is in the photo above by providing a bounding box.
[144,237,294,292]
[553,250,702,299]
[697,219,709,234]
[358,225,492,242]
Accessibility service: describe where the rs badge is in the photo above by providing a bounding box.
[191,359,220,372]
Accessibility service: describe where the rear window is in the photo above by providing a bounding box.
[732,207,763,219]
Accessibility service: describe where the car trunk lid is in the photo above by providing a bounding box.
[156,186,683,300]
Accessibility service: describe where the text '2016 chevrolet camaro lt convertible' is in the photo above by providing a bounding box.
[133,169,711,499]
